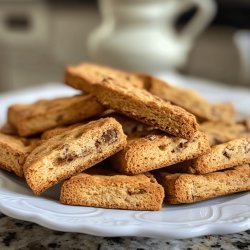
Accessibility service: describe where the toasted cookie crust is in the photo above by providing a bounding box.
[8,94,104,137]
[92,78,199,139]
[65,63,145,93]
[143,74,235,122]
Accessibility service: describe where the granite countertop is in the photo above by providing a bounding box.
[0,213,249,250]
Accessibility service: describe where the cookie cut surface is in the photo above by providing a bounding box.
[0,133,37,177]
[60,167,164,211]
[111,131,210,175]
[24,118,127,195]
[190,137,250,174]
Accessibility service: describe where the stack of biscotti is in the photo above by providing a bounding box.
[0,63,249,211]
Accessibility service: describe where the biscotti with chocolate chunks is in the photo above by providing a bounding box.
[190,137,250,174]
[24,118,127,195]
[111,131,210,175]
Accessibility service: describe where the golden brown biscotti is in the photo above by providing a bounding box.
[155,165,250,204]
[190,137,250,174]
[8,94,104,137]
[60,169,164,211]
[24,118,127,195]
[200,120,250,146]
[93,78,199,139]
[111,131,210,175]
[0,133,37,177]
[65,63,144,93]
[143,75,235,122]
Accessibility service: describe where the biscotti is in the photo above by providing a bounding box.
[60,167,164,211]
[155,165,250,204]
[24,118,127,195]
[144,74,235,122]
[65,63,144,93]
[200,120,250,145]
[0,133,37,177]
[8,94,104,137]
[190,137,250,174]
[93,78,199,139]
[111,131,210,175]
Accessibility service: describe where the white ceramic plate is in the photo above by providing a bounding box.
[0,79,250,239]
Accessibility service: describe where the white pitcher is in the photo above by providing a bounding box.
[87,0,216,73]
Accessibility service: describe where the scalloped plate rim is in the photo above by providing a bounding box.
[0,81,250,239]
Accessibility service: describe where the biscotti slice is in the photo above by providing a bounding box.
[93,78,199,139]
[0,133,37,177]
[8,94,104,137]
[155,165,250,204]
[200,120,250,145]
[24,118,127,195]
[60,168,164,211]
[190,137,250,174]
[65,63,144,93]
[110,131,210,175]
[144,74,235,122]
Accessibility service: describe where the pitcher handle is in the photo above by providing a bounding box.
[176,0,217,42]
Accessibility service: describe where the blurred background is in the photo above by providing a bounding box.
[0,0,249,92]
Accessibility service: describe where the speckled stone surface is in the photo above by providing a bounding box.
[0,213,249,250]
